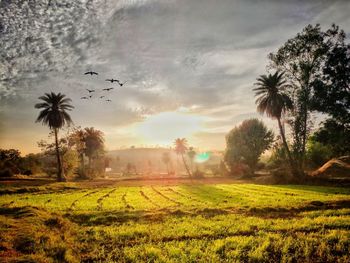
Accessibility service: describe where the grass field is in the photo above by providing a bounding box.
[1,180,350,262]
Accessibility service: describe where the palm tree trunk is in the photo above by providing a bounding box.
[54,128,65,182]
[181,154,192,178]
[277,118,298,178]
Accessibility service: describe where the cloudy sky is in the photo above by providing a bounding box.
[1,0,350,154]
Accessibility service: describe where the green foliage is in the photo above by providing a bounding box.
[312,119,350,157]
[20,153,44,175]
[306,138,333,168]
[225,119,274,176]
[83,127,105,178]
[268,24,350,172]
[311,25,350,125]
[62,149,79,177]
[0,148,21,176]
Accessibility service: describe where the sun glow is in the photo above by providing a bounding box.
[136,111,204,145]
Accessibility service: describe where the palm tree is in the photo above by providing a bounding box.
[83,127,104,172]
[187,147,196,173]
[174,138,191,177]
[35,92,74,181]
[253,71,296,175]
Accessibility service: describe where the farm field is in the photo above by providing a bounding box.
[1,181,350,262]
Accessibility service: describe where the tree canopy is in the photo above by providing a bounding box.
[224,119,274,176]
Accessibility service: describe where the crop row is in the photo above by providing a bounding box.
[1,184,350,213]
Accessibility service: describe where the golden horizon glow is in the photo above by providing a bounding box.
[136,111,206,146]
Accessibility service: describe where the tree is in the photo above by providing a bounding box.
[253,71,296,176]
[311,25,350,126]
[69,127,87,177]
[35,92,73,181]
[268,24,347,172]
[187,147,196,173]
[0,149,21,176]
[224,119,274,177]
[311,119,350,157]
[83,127,105,176]
[162,152,171,175]
[174,138,191,177]
[37,129,79,178]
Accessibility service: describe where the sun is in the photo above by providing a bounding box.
[136,111,204,145]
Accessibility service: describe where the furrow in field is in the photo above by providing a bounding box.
[122,193,134,209]
[97,188,117,211]
[107,224,350,249]
[139,189,160,208]
[69,189,100,210]
[180,185,232,205]
[151,186,182,206]
[165,187,207,205]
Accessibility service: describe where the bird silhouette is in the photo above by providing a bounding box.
[103,87,114,91]
[106,99,112,102]
[100,96,105,98]
[105,79,119,83]
[84,71,98,75]
[81,96,88,99]
[117,80,127,86]
[86,89,95,93]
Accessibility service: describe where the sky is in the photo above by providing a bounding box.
[1,0,350,154]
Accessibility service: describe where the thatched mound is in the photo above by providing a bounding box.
[311,156,350,178]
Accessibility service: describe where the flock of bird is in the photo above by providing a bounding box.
[81,71,127,102]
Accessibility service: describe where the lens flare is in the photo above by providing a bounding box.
[194,152,210,163]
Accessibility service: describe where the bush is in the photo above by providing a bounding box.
[306,140,332,168]
[22,169,33,176]
[0,168,14,177]
[192,169,205,178]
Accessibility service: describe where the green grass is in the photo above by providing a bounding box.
[1,183,350,262]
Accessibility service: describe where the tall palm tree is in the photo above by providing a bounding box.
[187,147,196,173]
[174,138,191,177]
[83,127,104,171]
[253,71,296,175]
[35,92,74,181]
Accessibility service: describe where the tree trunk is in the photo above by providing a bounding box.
[181,154,192,178]
[277,118,298,178]
[54,128,65,182]
[166,162,170,175]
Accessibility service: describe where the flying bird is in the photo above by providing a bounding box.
[106,99,112,102]
[81,96,88,99]
[86,89,95,93]
[105,79,119,83]
[103,87,114,91]
[117,80,127,86]
[84,71,98,75]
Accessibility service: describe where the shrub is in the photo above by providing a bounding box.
[0,168,14,177]
[192,169,205,178]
